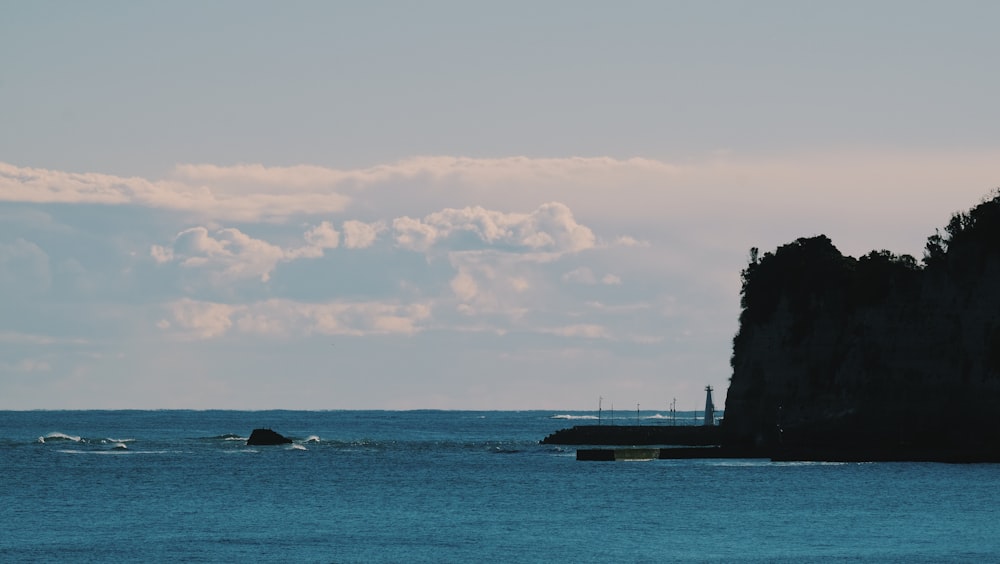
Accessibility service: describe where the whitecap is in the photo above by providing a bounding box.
[303,435,321,443]
[39,432,82,443]
[550,414,599,420]
[289,443,308,451]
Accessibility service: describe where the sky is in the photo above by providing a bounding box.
[1,2,998,410]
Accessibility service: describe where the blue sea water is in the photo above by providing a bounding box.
[3,410,999,563]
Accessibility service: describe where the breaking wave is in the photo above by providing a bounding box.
[210,434,248,441]
[550,414,599,420]
[38,432,82,443]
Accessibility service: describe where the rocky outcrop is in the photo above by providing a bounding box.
[724,191,1000,461]
[247,428,293,446]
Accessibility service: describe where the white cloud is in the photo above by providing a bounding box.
[541,324,613,340]
[613,236,649,248]
[0,162,350,222]
[342,220,384,249]
[150,244,174,264]
[165,299,238,339]
[153,221,349,284]
[393,216,439,252]
[171,227,286,282]
[8,152,998,272]
[601,274,622,286]
[161,298,433,339]
[5,152,999,242]
[444,252,540,318]
[393,202,595,255]
[450,270,479,304]
[302,221,340,252]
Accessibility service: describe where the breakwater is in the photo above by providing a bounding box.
[577,446,762,461]
[541,425,724,446]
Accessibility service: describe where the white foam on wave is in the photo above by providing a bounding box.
[38,432,82,443]
[289,443,308,451]
[57,448,179,455]
[550,414,599,420]
[303,435,321,443]
[101,437,136,444]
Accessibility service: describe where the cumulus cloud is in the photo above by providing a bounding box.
[161,298,432,339]
[342,220,385,249]
[165,298,238,339]
[302,221,340,252]
[165,227,286,282]
[443,252,542,318]
[392,216,439,252]
[393,202,595,255]
[152,221,348,283]
[450,270,479,304]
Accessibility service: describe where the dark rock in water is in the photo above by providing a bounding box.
[247,428,292,446]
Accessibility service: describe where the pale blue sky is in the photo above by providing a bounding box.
[1,2,998,409]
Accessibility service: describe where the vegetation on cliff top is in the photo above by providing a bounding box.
[736,188,1000,332]
[726,189,1000,455]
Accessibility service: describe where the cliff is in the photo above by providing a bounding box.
[724,190,1000,461]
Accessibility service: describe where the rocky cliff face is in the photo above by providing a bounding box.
[725,192,1000,455]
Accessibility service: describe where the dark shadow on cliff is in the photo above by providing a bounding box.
[724,189,1000,462]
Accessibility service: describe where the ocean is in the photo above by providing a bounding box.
[3,410,999,563]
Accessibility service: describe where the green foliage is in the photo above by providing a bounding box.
[739,189,1000,329]
[850,250,920,306]
[923,188,1000,269]
[739,235,853,326]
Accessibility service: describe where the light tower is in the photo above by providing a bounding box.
[703,385,715,426]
